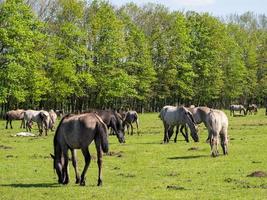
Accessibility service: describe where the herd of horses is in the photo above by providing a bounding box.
[2,104,263,186]
[229,104,258,116]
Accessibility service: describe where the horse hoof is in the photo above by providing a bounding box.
[80,181,86,186]
[75,178,81,184]
[97,180,102,186]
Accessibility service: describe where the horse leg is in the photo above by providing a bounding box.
[62,151,69,185]
[71,149,80,184]
[94,136,103,186]
[10,120,13,129]
[130,123,134,135]
[211,133,219,157]
[80,147,91,186]
[180,125,189,143]
[136,119,139,135]
[37,122,43,136]
[220,130,228,155]
[163,122,168,143]
[6,120,9,129]
[174,125,179,143]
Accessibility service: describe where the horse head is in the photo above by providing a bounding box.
[185,110,199,142]
[111,114,125,143]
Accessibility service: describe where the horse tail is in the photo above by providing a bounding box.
[95,114,109,153]
[159,107,168,120]
[207,110,219,131]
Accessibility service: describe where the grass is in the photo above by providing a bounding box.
[0,109,267,199]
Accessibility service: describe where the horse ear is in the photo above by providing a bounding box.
[50,153,55,159]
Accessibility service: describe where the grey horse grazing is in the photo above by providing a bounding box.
[24,110,51,136]
[172,106,211,143]
[50,113,109,186]
[122,111,139,135]
[207,109,229,157]
[229,104,246,116]
[5,109,25,129]
[159,106,199,143]
[49,109,57,131]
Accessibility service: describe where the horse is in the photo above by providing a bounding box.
[246,104,258,115]
[206,109,229,157]
[24,110,51,136]
[171,106,211,143]
[229,104,246,116]
[159,106,199,143]
[5,109,25,129]
[49,109,57,131]
[85,109,125,143]
[122,111,139,135]
[50,113,109,186]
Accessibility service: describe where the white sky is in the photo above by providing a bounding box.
[109,0,267,16]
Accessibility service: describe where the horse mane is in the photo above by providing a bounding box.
[186,110,196,124]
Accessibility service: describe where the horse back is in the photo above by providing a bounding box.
[57,113,100,149]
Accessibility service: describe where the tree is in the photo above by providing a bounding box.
[0,0,49,108]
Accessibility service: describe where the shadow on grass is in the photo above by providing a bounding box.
[168,155,208,160]
[0,183,59,188]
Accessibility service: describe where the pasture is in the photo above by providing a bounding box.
[0,109,267,200]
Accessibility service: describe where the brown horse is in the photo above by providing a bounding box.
[85,109,125,143]
[246,104,258,115]
[50,113,109,186]
[5,109,25,129]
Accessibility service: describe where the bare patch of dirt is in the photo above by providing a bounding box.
[0,145,12,149]
[118,173,136,178]
[225,177,267,189]
[252,161,262,164]
[106,151,123,157]
[167,172,180,177]
[247,171,267,178]
[188,147,199,151]
[166,185,186,190]
[6,155,16,158]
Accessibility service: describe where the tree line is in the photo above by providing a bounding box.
[0,0,266,115]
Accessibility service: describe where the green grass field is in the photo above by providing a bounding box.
[1,110,267,200]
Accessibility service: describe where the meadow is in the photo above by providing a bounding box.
[0,109,267,200]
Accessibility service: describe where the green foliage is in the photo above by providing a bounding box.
[0,1,266,109]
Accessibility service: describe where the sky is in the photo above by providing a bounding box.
[109,0,267,16]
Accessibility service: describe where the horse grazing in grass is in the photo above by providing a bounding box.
[229,104,246,116]
[24,110,51,136]
[50,113,109,186]
[122,111,139,135]
[86,109,125,143]
[246,104,258,115]
[206,109,229,157]
[159,106,199,143]
[171,106,211,143]
[5,109,25,129]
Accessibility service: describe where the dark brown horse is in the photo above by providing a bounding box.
[86,109,125,143]
[50,113,109,186]
[5,109,25,129]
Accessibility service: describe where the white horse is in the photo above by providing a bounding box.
[159,106,199,143]
[229,104,246,116]
[24,110,51,136]
[206,109,229,157]
[172,106,211,143]
[49,109,57,131]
